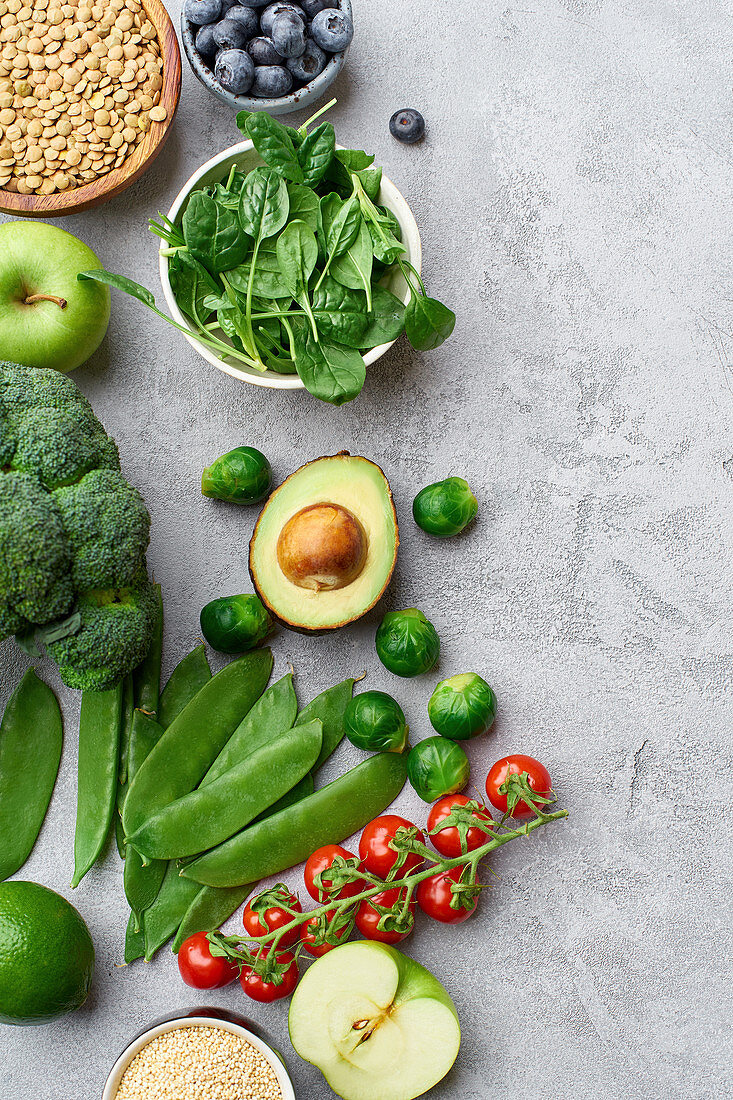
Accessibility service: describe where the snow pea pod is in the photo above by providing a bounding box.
[143,862,200,961]
[0,671,63,882]
[183,752,408,888]
[124,912,145,964]
[172,883,254,954]
[133,584,163,717]
[158,644,212,730]
[71,684,123,889]
[122,649,273,837]
[296,677,355,773]
[123,711,167,928]
[128,719,322,860]
[114,675,135,859]
[202,672,297,786]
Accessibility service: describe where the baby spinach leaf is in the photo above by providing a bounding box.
[297,122,335,188]
[404,295,456,351]
[359,286,407,348]
[325,148,375,192]
[331,217,374,307]
[321,192,361,258]
[286,182,322,236]
[243,112,304,183]
[238,167,289,241]
[79,269,156,308]
[277,220,319,336]
[182,192,249,274]
[311,276,369,349]
[290,318,366,405]
[356,166,382,202]
[228,243,291,300]
[168,250,221,326]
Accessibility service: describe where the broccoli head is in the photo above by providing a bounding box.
[47,572,159,692]
[0,363,156,691]
[0,472,74,634]
[55,468,150,592]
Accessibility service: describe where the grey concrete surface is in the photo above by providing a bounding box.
[2,1,732,1097]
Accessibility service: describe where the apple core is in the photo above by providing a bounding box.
[277,503,368,592]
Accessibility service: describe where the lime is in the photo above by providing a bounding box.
[0,881,94,1025]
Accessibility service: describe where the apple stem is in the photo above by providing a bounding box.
[24,293,68,309]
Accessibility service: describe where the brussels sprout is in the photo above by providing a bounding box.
[407,737,469,803]
[412,477,478,537]
[375,608,440,678]
[200,594,273,654]
[344,691,408,754]
[201,446,272,504]
[428,673,496,741]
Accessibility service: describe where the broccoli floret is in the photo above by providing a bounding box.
[0,361,91,415]
[9,407,119,490]
[47,572,159,692]
[54,468,150,592]
[0,472,75,636]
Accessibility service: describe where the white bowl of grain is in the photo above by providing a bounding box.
[103,1015,295,1100]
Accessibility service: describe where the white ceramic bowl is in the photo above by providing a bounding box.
[159,140,422,391]
[102,1013,295,1100]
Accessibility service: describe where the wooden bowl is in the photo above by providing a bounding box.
[0,0,181,218]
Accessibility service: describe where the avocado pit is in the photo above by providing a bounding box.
[277,503,368,592]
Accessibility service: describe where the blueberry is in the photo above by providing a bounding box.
[214,48,255,93]
[271,12,306,57]
[222,5,259,35]
[213,17,249,48]
[235,0,270,7]
[260,2,305,36]
[250,64,293,97]
[301,0,327,16]
[247,35,283,64]
[286,38,327,82]
[185,0,222,26]
[310,7,352,52]
[195,22,218,57]
[219,0,239,10]
[389,108,425,143]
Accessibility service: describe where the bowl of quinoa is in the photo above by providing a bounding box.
[103,1016,295,1100]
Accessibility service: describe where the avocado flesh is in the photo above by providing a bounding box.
[250,454,398,632]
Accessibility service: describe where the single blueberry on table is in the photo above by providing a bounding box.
[389,108,425,143]
[286,38,327,82]
[301,0,328,16]
[222,5,259,35]
[213,18,249,49]
[185,0,222,26]
[271,11,306,57]
[250,63,293,97]
[214,47,255,93]
[310,7,353,51]
[260,2,305,37]
[195,22,218,57]
[247,35,283,65]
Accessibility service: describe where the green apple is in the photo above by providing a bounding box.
[289,941,460,1100]
[0,220,110,373]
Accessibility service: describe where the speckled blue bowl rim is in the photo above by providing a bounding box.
[181,0,351,116]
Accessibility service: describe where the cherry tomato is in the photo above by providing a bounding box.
[485,754,552,817]
[427,794,494,858]
[177,932,238,989]
[417,867,477,924]
[358,815,425,878]
[239,951,299,1003]
[355,889,415,945]
[304,844,362,902]
[242,888,302,947]
[300,910,350,957]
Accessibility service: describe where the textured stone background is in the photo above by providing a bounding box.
[2,1,732,1097]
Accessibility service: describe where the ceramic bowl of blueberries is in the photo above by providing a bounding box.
[182,0,353,116]
[158,138,421,391]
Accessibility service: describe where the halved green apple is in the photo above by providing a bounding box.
[288,941,460,1100]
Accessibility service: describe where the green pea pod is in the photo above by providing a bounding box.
[143,863,201,961]
[123,711,167,928]
[202,672,297,786]
[122,649,273,837]
[253,771,313,823]
[183,752,408,888]
[114,674,136,859]
[0,670,63,882]
[158,644,212,730]
[296,677,355,773]
[172,884,254,954]
[128,719,322,860]
[71,684,124,889]
[124,911,145,964]
[133,584,163,718]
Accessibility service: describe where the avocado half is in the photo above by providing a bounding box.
[249,453,399,633]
